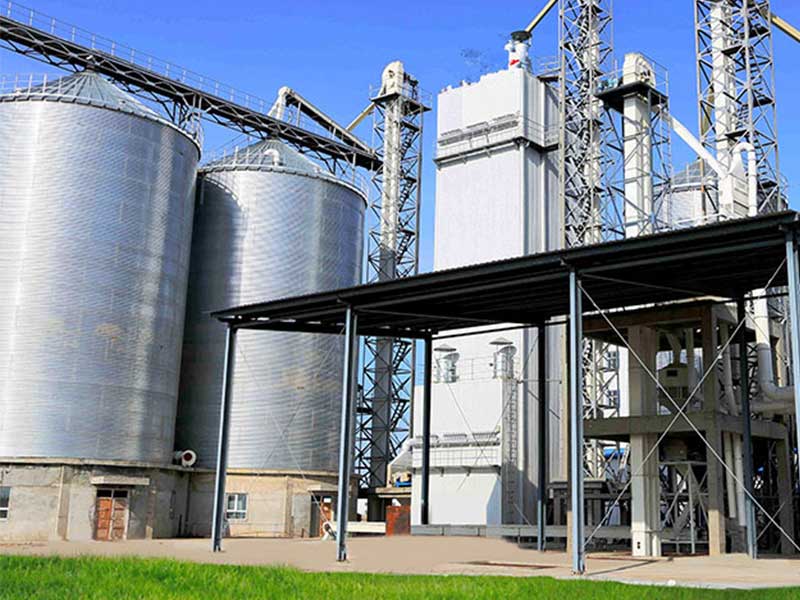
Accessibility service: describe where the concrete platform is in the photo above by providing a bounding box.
[1,536,799,590]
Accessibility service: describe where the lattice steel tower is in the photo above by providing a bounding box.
[356,62,429,494]
[559,0,619,246]
[695,0,782,217]
[558,0,625,482]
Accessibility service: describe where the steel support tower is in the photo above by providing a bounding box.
[355,64,428,495]
[695,0,786,555]
[559,0,625,486]
[695,0,782,217]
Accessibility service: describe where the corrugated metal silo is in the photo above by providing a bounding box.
[0,72,199,464]
[177,140,365,471]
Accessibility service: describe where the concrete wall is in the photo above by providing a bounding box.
[0,464,61,541]
[0,462,192,542]
[186,471,338,539]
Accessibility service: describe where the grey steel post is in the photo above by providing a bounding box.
[537,323,547,551]
[336,308,359,561]
[736,296,757,558]
[785,233,800,487]
[211,324,237,552]
[421,336,433,525]
[569,270,585,574]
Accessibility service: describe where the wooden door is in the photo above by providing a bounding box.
[94,489,129,541]
[110,496,128,540]
[94,496,113,540]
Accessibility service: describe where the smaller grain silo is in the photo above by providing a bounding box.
[177,140,366,484]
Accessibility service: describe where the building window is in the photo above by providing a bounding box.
[0,487,10,520]
[604,350,619,371]
[226,493,247,521]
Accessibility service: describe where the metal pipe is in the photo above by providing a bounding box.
[569,270,585,574]
[687,468,696,555]
[737,296,757,558]
[733,435,746,529]
[211,325,237,552]
[723,432,737,520]
[752,293,794,410]
[719,324,739,415]
[336,308,359,562]
[771,12,800,45]
[421,336,433,525]
[784,233,800,490]
[525,0,558,33]
[537,323,547,551]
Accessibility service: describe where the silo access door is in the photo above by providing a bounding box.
[94,489,129,541]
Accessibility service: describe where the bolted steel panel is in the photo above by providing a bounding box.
[0,72,199,464]
[176,140,365,471]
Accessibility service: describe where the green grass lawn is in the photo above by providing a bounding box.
[0,555,798,599]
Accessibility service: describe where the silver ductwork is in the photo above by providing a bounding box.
[752,294,794,413]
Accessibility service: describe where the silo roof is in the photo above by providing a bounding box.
[0,71,163,122]
[201,139,322,174]
[200,138,368,202]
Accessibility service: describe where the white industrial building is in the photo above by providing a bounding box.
[411,33,564,529]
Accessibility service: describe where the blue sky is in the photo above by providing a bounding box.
[3,0,800,273]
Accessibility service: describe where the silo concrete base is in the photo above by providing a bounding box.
[0,459,197,542]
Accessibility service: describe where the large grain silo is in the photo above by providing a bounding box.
[176,140,365,537]
[0,71,199,542]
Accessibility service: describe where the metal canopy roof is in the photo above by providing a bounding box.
[212,211,800,339]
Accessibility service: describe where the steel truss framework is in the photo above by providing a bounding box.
[696,0,793,551]
[355,86,427,491]
[209,211,800,569]
[559,0,625,484]
[695,0,782,216]
[0,3,379,174]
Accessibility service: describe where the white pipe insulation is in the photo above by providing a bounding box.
[665,120,794,411]
[752,293,794,411]
[732,142,795,413]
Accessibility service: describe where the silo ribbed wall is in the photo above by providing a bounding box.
[177,145,365,471]
[0,75,199,463]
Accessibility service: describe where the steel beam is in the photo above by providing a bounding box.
[537,323,548,551]
[420,337,433,525]
[737,296,757,558]
[0,11,379,170]
[569,270,585,573]
[335,308,359,562]
[784,233,800,487]
[210,325,237,552]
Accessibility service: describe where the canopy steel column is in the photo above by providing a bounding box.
[336,308,359,561]
[737,296,757,558]
[420,336,433,525]
[211,325,237,553]
[537,323,548,551]
[785,233,800,486]
[569,270,585,574]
